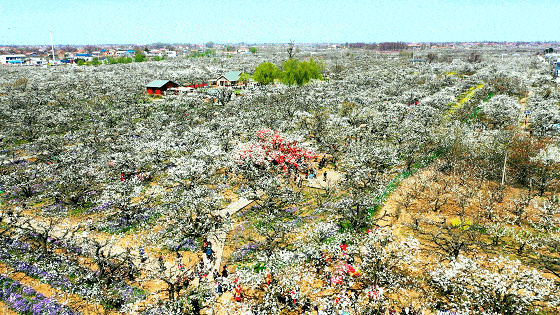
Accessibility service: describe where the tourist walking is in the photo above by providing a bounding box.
[158,255,165,272]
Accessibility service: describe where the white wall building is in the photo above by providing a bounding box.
[115,51,130,57]
[27,57,46,66]
[0,54,25,65]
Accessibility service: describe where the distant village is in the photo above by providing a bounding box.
[0,43,258,66]
[2,41,559,91]
[1,41,560,66]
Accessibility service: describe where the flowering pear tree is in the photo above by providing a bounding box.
[526,97,560,138]
[540,233,560,280]
[430,256,557,315]
[17,216,78,255]
[531,144,560,196]
[480,95,521,129]
[237,176,303,256]
[157,185,226,251]
[359,228,419,287]
[78,236,142,310]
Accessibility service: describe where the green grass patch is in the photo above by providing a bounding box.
[99,212,163,234]
[464,106,482,124]
[68,204,92,216]
[483,92,494,102]
[13,139,29,145]
[252,262,266,273]
[338,220,354,232]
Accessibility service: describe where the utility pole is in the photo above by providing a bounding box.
[50,29,56,62]
[501,152,508,186]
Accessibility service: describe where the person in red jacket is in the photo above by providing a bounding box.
[234,284,242,302]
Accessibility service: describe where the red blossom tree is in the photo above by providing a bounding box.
[236,128,316,172]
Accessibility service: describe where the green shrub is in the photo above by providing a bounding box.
[253,62,279,85]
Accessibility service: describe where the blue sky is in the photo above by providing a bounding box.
[0,0,557,45]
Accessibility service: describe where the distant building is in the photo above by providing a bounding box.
[185,83,208,88]
[0,54,25,65]
[115,50,130,57]
[146,80,179,95]
[75,53,94,61]
[215,71,242,87]
[176,86,194,94]
[147,50,162,57]
[27,57,46,66]
[246,78,260,88]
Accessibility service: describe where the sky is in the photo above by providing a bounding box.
[0,0,558,45]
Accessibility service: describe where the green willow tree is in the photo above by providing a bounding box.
[281,58,323,86]
[134,53,147,62]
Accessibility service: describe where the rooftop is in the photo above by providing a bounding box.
[223,71,242,82]
[146,80,176,88]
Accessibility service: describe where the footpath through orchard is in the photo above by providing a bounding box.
[0,194,255,314]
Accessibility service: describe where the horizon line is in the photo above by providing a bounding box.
[1,41,560,47]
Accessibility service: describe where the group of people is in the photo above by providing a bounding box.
[315,242,361,288]
[134,238,245,310]
[285,154,332,188]
[199,239,243,302]
[119,170,152,182]
[212,265,242,302]
[365,285,384,301]
[291,165,329,188]
[308,155,331,182]
[193,240,215,280]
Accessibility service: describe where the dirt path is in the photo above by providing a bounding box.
[307,170,343,190]
[377,175,415,238]
[209,196,253,277]
[192,197,255,315]
[519,90,533,130]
